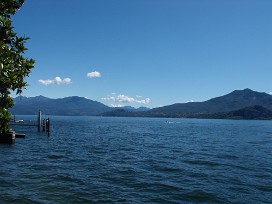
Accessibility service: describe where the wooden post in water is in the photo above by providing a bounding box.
[38,111,42,132]
[46,118,50,136]
[42,119,45,132]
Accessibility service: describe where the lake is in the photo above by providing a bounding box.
[1,116,272,203]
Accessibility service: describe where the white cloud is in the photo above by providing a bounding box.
[62,78,71,84]
[269,92,272,95]
[102,94,151,104]
[186,100,194,103]
[87,71,101,78]
[38,77,71,85]
[111,104,124,108]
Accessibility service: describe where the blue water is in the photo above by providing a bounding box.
[1,116,272,203]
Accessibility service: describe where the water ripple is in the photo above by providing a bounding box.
[0,116,271,203]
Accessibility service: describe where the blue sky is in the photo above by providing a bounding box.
[11,0,272,108]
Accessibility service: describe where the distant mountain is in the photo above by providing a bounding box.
[10,89,272,119]
[101,89,272,119]
[192,105,272,120]
[137,107,151,111]
[221,105,272,120]
[11,96,112,116]
[99,109,135,117]
[116,106,150,112]
[144,88,272,117]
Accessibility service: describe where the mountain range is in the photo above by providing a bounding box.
[10,89,272,120]
[142,88,272,118]
[10,96,150,116]
[11,96,112,116]
[99,88,272,119]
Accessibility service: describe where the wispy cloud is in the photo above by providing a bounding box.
[111,104,124,108]
[269,92,272,95]
[87,71,101,78]
[102,93,151,104]
[38,77,71,85]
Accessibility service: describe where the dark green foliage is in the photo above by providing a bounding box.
[191,105,272,120]
[222,105,272,120]
[0,0,34,133]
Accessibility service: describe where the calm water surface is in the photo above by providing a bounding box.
[1,116,272,203]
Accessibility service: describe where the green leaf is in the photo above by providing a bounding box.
[0,0,34,133]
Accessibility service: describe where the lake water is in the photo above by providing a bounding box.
[1,116,272,203]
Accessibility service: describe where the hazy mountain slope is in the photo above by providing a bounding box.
[11,96,112,116]
[146,89,272,117]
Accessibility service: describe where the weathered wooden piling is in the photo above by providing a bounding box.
[38,110,42,132]
[46,118,50,136]
[42,119,45,132]
[8,111,51,140]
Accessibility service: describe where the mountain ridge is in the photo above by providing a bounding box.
[144,88,272,117]
[11,95,112,116]
[11,96,150,116]
[10,89,272,119]
[100,89,272,119]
